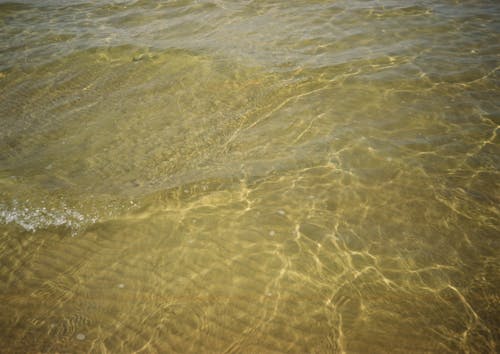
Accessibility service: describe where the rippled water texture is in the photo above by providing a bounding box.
[1,0,499,352]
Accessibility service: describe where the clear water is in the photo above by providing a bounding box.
[0,0,499,352]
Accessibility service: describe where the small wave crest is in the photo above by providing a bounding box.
[0,200,97,235]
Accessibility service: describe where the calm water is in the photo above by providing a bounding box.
[0,0,499,352]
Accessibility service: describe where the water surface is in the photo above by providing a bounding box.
[0,0,499,352]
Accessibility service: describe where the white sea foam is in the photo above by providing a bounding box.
[0,200,97,235]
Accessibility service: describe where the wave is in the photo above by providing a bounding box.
[0,199,97,235]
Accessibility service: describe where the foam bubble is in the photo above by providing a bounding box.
[0,200,96,235]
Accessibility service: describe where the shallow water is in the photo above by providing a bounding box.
[0,0,499,352]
